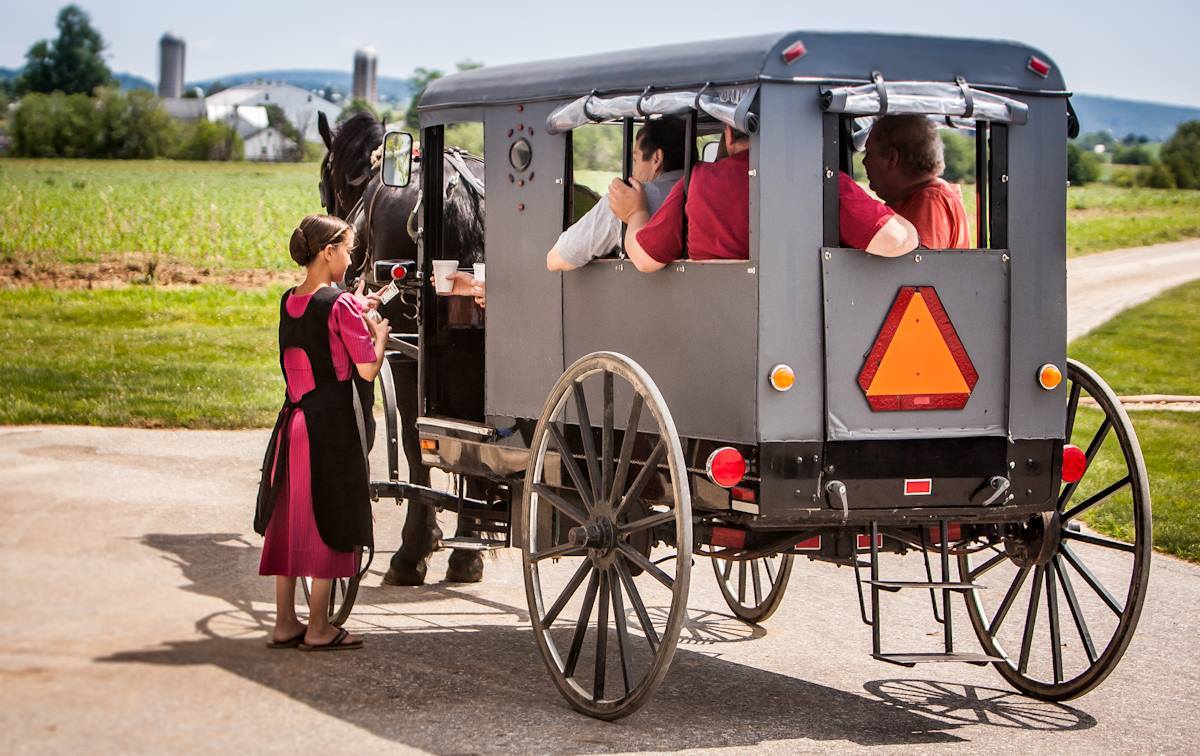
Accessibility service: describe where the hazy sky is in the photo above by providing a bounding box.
[2,0,1198,107]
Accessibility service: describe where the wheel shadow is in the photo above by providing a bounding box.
[863,679,1096,731]
[105,532,1080,751]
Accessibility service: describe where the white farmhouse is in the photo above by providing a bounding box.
[243,127,295,162]
[204,83,340,144]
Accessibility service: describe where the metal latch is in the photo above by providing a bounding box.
[826,480,849,520]
[981,475,1012,506]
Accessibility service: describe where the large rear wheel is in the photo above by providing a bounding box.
[521,352,691,719]
[960,359,1151,700]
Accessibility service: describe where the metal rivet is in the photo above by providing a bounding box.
[517,179,524,187]
[825,464,835,473]
[517,203,525,211]
[517,123,524,131]
[1001,174,1009,183]
[1002,253,1010,262]
[516,104,524,112]
[914,254,922,263]
[823,250,832,260]
[748,168,757,177]
[528,171,535,181]
[507,129,513,138]
[508,173,514,183]
[747,267,756,274]
[1026,488,1033,496]
[825,168,834,179]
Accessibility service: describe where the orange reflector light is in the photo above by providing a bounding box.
[769,364,795,392]
[706,447,746,488]
[1062,443,1087,484]
[1038,363,1063,390]
[419,439,438,451]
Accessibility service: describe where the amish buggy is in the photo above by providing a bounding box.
[343,31,1151,719]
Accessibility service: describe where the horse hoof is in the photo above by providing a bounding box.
[382,560,427,586]
[445,551,484,583]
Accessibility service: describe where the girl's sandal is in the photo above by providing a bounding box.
[266,627,308,649]
[298,627,363,652]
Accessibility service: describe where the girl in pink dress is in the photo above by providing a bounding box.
[254,214,389,651]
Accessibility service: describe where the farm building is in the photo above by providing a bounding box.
[203,83,340,144]
[243,126,295,162]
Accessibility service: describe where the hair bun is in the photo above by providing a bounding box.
[289,226,310,266]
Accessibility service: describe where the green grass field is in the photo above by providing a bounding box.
[0,159,321,271]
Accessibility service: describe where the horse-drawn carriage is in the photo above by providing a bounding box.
[325,31,1152,719]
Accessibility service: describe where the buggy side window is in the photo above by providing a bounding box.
[565,122,622,230]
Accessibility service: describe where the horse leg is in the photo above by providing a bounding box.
[444,478,491,583]
[382,356,441,586]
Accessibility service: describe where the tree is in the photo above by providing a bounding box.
[1161,120,1200,189]
[940,130,975,183]
[16,5,113,95]
[9,91,99,157]
[1111,144,1153,165]
[264,103,302,160]
[1142,161,1176,189]
[94,87,175,159]
[337,97,378,125]
[404,67,443,131]
[172,118,243,161]
[1067,142,1101,185]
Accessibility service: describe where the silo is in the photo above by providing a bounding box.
[352,46,377,103]
[158,33,185,99]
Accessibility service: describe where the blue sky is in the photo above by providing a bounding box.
[2,0,1198,107]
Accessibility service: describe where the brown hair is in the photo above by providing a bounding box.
[289,214,352,266]
[871,115,945,178]
[635,117,690,173]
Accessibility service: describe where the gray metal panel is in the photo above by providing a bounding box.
[562,261,758,443]
[755,82,826,442]
[483,101,567,420]
[421,32,1064,112]
[822,249,1010,440]
[1007,97,1068,439]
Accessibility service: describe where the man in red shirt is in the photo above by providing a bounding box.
[608,126,917,271]
[863,114,971,249]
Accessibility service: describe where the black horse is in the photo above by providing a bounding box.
[318,112,490,585]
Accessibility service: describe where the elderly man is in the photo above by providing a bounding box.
[863,114,971,249]
[609,125,917,270]
[546,118,688,271]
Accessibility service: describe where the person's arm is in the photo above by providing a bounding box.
[437,271,486,308]
[355,315,390,381]
[621,210,666,273]
[610,177,681,273]
[864,214,920,257]
[546,198,619,271]
[546,246,578,272]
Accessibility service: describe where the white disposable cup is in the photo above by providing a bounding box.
[473,263,486,283]
[432,259,457,294]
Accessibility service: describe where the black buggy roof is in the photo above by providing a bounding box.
[419,31,1067,113]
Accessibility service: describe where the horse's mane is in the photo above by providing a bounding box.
[333,113,386,176]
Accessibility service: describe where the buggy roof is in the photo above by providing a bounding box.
[419,31,1066,113]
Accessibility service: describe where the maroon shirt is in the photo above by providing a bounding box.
[636,153,896,262]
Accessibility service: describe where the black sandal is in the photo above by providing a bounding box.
[298,627,363,652]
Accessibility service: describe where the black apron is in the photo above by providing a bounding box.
[254,286,373,552]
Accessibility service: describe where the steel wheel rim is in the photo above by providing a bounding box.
[521,352,691,719]
[961,359,1152,700]
[711,553,794,623]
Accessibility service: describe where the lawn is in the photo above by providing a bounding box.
[0,159,322,272]
[1068,278,1200,562]
[0,285,282,428]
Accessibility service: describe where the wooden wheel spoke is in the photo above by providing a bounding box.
[593,570,610,701]
[616,559,659,651]
[1046,565,1064,684]
[609,569,634,697]
[1062,529,1136,554]
[601,371,614,503]
[571,382,603,505]
[542,559,593,628]
[563,569,601,678]
[547,422,595,510]
[609,395,644,507]
[532,483,589,525]
[737,560,748,603]
[751,560,763,605]
[615,440,667,518]
[1054,555,1098,664]
[530,542,587,562]
[617,542,675,589]
[1062,475,1131,522]
[969,550,1009,581]
[764,556,777,583]
[1018,566,1045,675]
[721,558,732,582]
[989,563,1031,636]
[1064,380,1083,443]
[618,509,674,535]
[1061,543,1125,616]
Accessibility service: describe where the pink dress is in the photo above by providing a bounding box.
[259,290,378,579]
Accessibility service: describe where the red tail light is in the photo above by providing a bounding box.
[1062,443,1087,484]
[711,526,745,549]
[391,264,407,280]
[781,40,807,65]
[706,447,746,488]
[1027,56,1052,78]
[730,485,756,503]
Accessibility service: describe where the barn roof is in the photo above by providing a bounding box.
[419,31,1067,113]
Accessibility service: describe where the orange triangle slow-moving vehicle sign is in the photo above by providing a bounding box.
[858,286,978,411]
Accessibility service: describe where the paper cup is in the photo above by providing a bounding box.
[432,260,457,294]
[473,263,486,283]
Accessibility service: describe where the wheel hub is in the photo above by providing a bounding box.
[569,518,620,565]
[1002,510,1061,568]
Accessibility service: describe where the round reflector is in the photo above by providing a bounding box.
[1038,363,1063,390]
[706,447,746,488]
[1062,443,1087,484]
[769,364,795,392]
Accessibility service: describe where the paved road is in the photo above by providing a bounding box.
[1068,239,1200,341]
[2,425,1198,754]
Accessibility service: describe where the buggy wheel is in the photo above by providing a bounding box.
[711,553,794,623]
[960,359,1151,700]
[521,352,692,720]
[299,570,360,627]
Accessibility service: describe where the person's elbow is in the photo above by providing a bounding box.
[865,215,919,258]
[546,247,578,272]
[356,362,380,382]
[631,255,667,273]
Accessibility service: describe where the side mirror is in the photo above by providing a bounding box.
[381,131,413,188]
[701,140,720,163]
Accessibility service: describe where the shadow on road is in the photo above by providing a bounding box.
[97,533,1093,751]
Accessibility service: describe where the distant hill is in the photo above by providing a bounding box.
[186,69,413,103]
[1071,94,1200,141]
[0,66,154,92]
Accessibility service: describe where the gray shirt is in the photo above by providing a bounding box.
[554,170,684,267]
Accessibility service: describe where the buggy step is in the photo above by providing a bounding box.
[439,537,506,551]
[873,652,1005,667]
[868,580,981,593]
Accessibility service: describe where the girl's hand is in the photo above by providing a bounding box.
[366,315,390,343]
[351,280,379,311]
